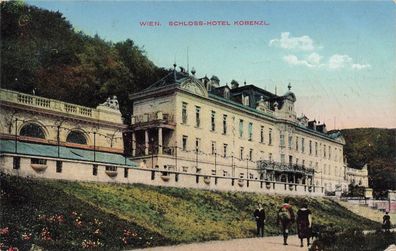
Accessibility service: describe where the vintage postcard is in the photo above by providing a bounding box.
[1,1,395,250]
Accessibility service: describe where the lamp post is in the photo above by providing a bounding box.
[93,132,96,162]
[213,152,217,175]
[14,118,18,154]
[151,137,154,169]
[57,125,60,158]
[246,156,249,179]
[231,155,234,177]
[175,143,178,172]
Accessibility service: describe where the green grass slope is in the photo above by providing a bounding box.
[1,174,380,250]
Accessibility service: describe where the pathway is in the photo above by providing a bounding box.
[337,200,396,224]
[131,235,312,251]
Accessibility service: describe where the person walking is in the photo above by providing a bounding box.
[383,211,391,233]
[277,198,295,245]
[254,203,266,237]
[296,203,312,247]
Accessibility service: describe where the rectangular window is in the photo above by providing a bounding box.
[31,158,47,165]
[249,149,253,161]
[105,166,117,171]
[211,111,216,131]
[93,164,98,176]
[315,142,318,156]
[289,155,293,166]
[182,166,188,172]
[302,159,305,167]
[280,133,285,147]
[288,135,292,149]
[195,106,201,127]
[301,138,305,153]
[248,122,253,141]
[240,147,244,160]
[296,158,299,165]
[260,126,264,143]
[268,153,273,162]
[223,114,227,134]
[195,138,201,152]
[56,161,62,173]
[223,144,228,158]
[182,135,188,151]
[211,141,216,155]
[324,144,327,158]
[124,168,128,178]
[13,157,20,169]
[239,119,244,138]
[296,137,299,151]
[182,102,188,124]
[309,140,312,155]
[329,146,331,160]
[280,154,285,164]
[269,128,273,145]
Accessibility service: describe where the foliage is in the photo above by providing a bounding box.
[346,184,365,197]
[0,174,171,251]
[1,174,381,250]
[0,1,169,120]
[310,227,396,251]
[342,128,396,195]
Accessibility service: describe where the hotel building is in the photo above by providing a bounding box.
[129,66,348,193]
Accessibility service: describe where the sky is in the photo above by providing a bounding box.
[28,1,396,129]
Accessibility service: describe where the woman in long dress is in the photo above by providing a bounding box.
[296,203,312,247]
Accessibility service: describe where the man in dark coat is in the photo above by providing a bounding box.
[383,211,391,232]
[254,203,266,237]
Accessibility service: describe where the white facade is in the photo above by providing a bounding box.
[129,69,349,194]
[0,88,125,153]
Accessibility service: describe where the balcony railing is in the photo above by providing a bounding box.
[2,89,96,119]
[257,160,314,174]
[132,111,174,125]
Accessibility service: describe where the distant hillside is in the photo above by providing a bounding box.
[1,174,379,250]
[341,128,396,194]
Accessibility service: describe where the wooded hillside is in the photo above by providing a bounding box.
[1,1,169,119]
[342,128,396,194]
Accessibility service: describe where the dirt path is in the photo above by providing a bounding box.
[131,235,312,251]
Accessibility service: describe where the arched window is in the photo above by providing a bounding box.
[66,131,87,145]
[20,123,45,139]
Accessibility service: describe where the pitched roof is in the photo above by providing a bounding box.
[145,69,190,91]
[0,140,137,167]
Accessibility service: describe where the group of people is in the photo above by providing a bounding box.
[253,198,312,247]
[254,198,393,247]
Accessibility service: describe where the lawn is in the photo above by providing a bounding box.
[1,174,380,250]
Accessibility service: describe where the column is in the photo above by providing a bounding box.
[145,130,149,155]
[132,132,136,157]
[158,127,163,154]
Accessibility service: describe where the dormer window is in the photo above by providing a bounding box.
[243,95,250,106]
[224,89,230,99]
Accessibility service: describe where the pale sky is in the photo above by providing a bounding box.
[28,1,396,129]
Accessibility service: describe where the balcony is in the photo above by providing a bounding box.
[0,88,101,120]
[131,111,175,129]
[257,160,314,174]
